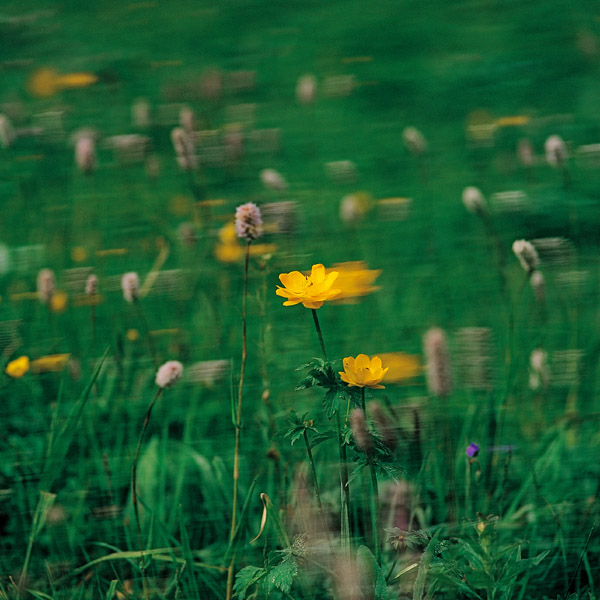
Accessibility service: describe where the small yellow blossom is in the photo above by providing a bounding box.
[31,354,71,373]
[339,354,388,389]
[126,329,140,342]
[276,264,340,309]
[71,246,87,262]
[376,352,422,384]
[6,356,30,378]
[215,222,276,263]
[325,261,381,303]
[50,291,68,313]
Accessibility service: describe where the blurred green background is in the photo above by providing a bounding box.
[0,0,599,597]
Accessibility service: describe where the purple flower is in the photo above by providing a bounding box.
[466,443,479,458]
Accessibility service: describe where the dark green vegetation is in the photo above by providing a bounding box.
[0,0,599,598]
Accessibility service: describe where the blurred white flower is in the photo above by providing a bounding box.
[155,360,184,388]
[462,186,486,214]
[545,135,567,168]
[260,168,287,191]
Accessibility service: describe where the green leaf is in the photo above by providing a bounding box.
[268,553,298,594]
[357,545,390,600]
[233,565,266,600]
[310,430,337,448]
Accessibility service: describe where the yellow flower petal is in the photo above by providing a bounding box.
[6,356,30,378]
[310,264,326,284]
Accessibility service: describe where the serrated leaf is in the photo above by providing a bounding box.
[268,553,298,594]
[233,566,266,600]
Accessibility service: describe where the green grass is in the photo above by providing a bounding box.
[0,0,599,598]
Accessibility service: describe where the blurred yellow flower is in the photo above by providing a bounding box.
[28,68,98,97]
[339,354,388,389]
[126,329,140,342]
[31,354,71,373]
[50,291,68,313]
[325,261,381,303]
[6,356,30,378]
[215,222,276,263]
[376,352,422,384]
[276,264,340,309]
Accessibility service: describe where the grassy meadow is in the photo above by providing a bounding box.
[0,0,599,598]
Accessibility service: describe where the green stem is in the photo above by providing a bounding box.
[226,241,251,600]
[362,387,381,564]
[311,309,327,360]
[303,430,325,524]
[336,411,351,551]
[131,386,163,600]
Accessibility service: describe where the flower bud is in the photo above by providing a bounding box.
[462,186,486,214]
[37,268,56,304]
[155,360,184,388]
[85,274,98,295]
[512,239,539,273]
[402,126,427,155]
[235,202,263,241]
[260,168,287,191]
[424,327,452,398]
[75,136,96,174]
[545,134,567,168]
[296,74,317,104]
[121,272,140,303]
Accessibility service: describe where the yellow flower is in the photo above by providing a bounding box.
[6,356,30,378]
[339,354,389,389]
[276,264,340,309]
[376,352,422,384]
[215,222,276,263]
[50,291,68,313]
[31,354,71,373]
[325,261,381,303]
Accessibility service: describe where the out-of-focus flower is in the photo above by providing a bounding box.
[132,98,151,129]
[462,186,486,214]
[456,327,494,391]
[155,360,184,388]
[75,136,96,174]
[235,202,263,241]
[31,354,70,373]
[530,270,545,303]
[339,354,388,389]
[424,327,452,397]
[0,114,16,149]
[296,74,317,104]
[545,135,567,168]
[402,126,427,155]
[262,201,298,236]
[350,408,372,452]
[376,352,422,384]
[85,274,98,295]
[215,222,276,263]
[517,138,535,167]
[325,160,358,183]
[186,360,229,387]
[512,239,539,273]
[529,349,550,391]
[5,356,29,378]
[28,68,97,97]
[179,106,196,133]
[260,168,287,191]
[324,261,381,303]
[276,264,340,309]
[49,291,68,313]
[466,442,479,458]
[339,192,371,224]
[37,268,56,304]
[171,127,196,170]
[370,401,398,451]
[121,272,140,303]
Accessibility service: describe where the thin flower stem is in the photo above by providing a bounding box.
[336,411,351,550]
[303,429,325,522]
[226,241,251,600]
[311,309,327,360]
[131,386,163,600]
[362,388,381,564]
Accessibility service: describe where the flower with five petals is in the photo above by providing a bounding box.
[276,264,340,309]
[339,354,389,389]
